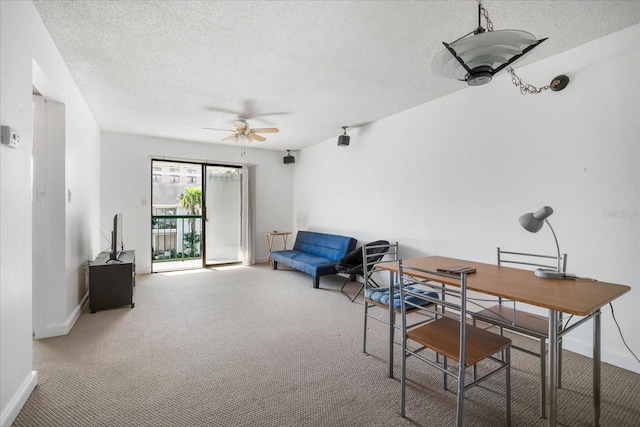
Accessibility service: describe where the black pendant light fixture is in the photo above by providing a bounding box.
[432,0,568,93]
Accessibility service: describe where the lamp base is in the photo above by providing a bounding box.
[534,269,565,279]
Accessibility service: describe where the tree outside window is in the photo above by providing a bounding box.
[179,187,202,258]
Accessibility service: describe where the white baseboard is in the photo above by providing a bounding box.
[563,336,640,374]
[34,291,89,339]
[0,370,38,427]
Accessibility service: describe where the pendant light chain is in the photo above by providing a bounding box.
[477,0,494,32]
[477,0,549,95]
[507,68,551,94]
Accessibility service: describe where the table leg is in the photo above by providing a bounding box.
[593,309,601,426]
[389,270,395,378]
[548,309,559,426]
[266,234,274,265]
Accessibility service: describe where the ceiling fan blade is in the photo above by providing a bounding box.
[222,133,238,141]
[202,127,235,132]
[250,127,279,133]
[249,133,266,142]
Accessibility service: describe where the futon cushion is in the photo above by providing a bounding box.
[291,231,357,262]
[270,250,341,277]
[365,285,438,309]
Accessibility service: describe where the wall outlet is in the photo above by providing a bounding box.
[1,126,19,148]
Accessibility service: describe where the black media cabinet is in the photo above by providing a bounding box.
[89,250,135,313]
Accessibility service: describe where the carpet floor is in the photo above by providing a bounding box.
[13,264,640,426]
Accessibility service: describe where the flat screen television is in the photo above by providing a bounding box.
[110,213,123,261]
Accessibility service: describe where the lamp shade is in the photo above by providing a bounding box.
[519,206,554,233]
[432,30,546,85]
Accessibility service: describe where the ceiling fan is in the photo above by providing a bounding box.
[203,119,279,143]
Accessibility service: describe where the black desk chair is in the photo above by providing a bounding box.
[336,240,390,302]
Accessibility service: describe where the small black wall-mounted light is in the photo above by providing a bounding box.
[283,150,295,164]
[338,126,350,147]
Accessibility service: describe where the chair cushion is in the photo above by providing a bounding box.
[365,285,438,309]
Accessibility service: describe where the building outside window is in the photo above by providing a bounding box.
[152,174,162,182]
[169,168,180,173]
[186,176,197,184]
[170,175,180,183]
[154,207,176,215]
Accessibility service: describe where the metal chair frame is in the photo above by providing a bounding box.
[398,261,512,426]
[361,242,438,378]
[471,247,568,419]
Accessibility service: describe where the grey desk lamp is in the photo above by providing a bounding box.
[519,206,568,279]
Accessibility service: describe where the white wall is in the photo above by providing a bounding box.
[0,2,101,426]
[0,4,636,426]
[293,25,640,373]
[100,132,293,273]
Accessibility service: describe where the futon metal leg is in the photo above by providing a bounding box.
[313,276,320,289]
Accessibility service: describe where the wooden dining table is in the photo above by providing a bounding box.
[376,255,630,426]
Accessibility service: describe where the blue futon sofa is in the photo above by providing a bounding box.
[270,231,357,288]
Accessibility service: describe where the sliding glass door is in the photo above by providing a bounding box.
[151,160,242,272]
[202,165,242,266]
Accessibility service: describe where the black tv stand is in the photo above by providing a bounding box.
[89,250,135,313]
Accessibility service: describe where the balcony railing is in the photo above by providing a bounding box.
[152,215,202,262]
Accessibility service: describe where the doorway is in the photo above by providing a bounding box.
[151,160,242,272]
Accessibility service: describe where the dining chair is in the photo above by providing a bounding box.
[361,242,437,378]
[471,247,567,419]
[398,260,512,426]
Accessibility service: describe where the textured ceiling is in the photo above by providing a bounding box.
[32,1,640,152]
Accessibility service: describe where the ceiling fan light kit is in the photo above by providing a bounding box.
[338,126,350,147]
[432,0,568,94]
[202,118,279,155]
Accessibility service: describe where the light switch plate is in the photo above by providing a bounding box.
[1,126,19,148]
